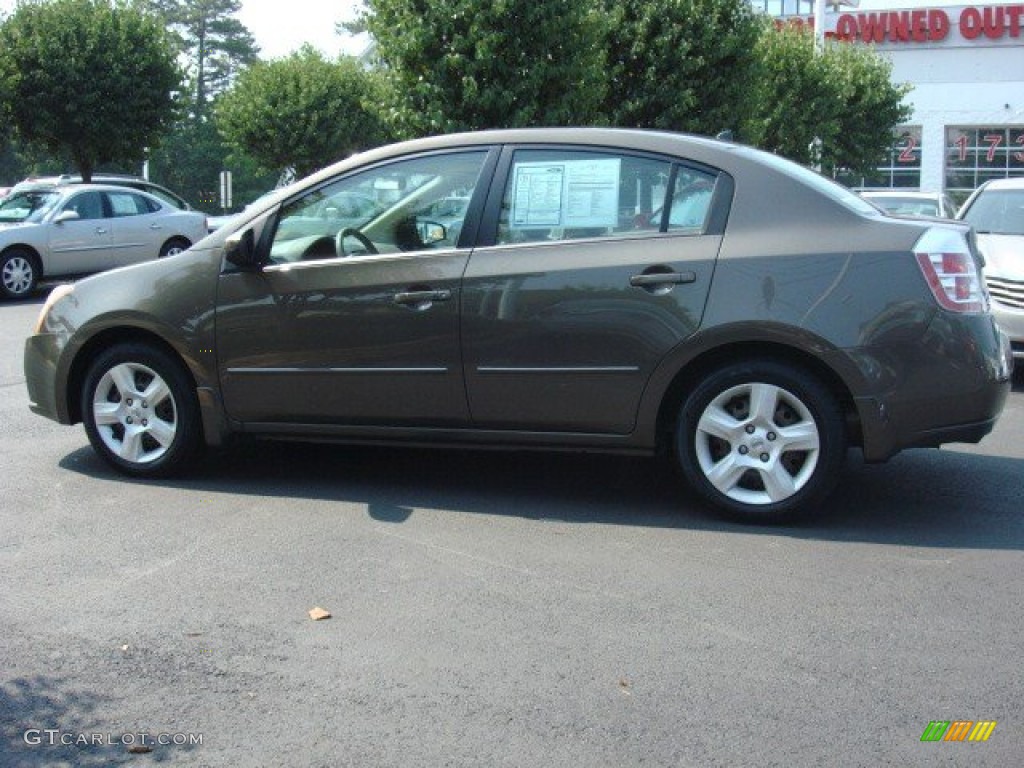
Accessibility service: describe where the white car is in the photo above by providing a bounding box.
[0,184,208,299]
[860,190,958,218]
[958,177,1024,365]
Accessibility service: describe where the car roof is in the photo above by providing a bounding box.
[979,177,1024,191]
[11,183,169,201]
[11,174,190,207]
[295,127,874,214]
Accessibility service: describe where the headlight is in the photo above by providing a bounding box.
[32,283,75,334]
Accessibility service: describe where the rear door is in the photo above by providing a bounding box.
[105,190,165,267]
[461,145,729,434]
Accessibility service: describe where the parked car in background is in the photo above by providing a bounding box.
[958,177,1024,365]
[860,190,957,218]
[0,184,208,299]
[10,174,192,211]
[23,129,1012,523]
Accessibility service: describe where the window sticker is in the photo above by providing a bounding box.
[510,158,621,229]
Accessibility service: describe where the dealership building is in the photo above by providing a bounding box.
[761,1,1024,201]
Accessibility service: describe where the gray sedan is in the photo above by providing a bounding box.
[23,129,1012,522]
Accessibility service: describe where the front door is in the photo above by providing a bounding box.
[47,190,113,275]
[215,149,493,428]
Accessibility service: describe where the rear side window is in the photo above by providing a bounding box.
[108,191,158,217]
[497,149,674,245]
[667,167,717,232]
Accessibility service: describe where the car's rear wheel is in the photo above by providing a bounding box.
[159,238,191,258]
[676,360,846,523]
[0,248,38,299]
[81,344,201,477]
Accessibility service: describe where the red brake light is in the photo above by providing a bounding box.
[913,228,987,314]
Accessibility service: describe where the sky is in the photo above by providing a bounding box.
[0,0,370,60]
[234,0,368,60]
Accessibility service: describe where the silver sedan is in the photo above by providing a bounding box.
[0,184,208,299]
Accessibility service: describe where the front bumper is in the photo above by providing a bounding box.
[991,300,1024,359]
[24,332,68,424]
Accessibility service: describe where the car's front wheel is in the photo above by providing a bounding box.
[676,360,846,523]
[0,248,39,299]
[81,344,201,477]
[159,238,191,258]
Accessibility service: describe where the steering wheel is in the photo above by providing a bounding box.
[335,227,378,257]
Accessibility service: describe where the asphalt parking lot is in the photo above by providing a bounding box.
[2,292,1023,767]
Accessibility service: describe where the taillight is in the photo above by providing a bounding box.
[913,228,988,313]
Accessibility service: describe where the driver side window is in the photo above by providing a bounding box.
[269,151,488,264]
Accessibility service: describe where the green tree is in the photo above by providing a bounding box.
[147,117,277,211]
[216,47,388,178]
[0,0,181,181]
[746,26,912,176]
[135,0,258,116]
[362,0,606,137]
[602,0,765,137]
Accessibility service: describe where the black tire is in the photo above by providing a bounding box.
[676,359,846,523]
[81,343,202,477]
[0,248,39,299]
[158,238,191,258]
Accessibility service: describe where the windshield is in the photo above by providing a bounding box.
[960,188,1024,235]
[0,190,62,224]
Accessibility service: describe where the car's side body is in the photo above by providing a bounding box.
[24,129,1013,521]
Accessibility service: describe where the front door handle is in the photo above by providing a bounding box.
[393,288,452,309]
[629,271,696,288]
[94,227,108,235]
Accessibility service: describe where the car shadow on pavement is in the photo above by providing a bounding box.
[59,437,1024,551]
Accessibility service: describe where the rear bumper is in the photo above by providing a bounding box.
[856,314,1012,462]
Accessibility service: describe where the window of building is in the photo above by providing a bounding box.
[945,126,1024,199]
[838,126,922,190]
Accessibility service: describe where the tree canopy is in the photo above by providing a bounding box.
[745,26,913,176]
[135,0,259,115]
[216,47,388,177]
[362,0,606,137]
[0,0,182,181]
[602,0,766,138]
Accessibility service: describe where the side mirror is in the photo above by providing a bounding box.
[224,228,258,269]
[54,210,80,225]
[416,219,447,245]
